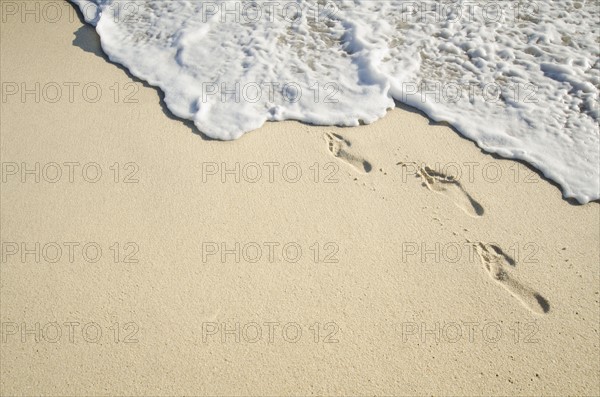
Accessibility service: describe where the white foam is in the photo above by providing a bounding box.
[71,0,600,203]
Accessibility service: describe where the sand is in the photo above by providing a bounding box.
[1,2,599,396]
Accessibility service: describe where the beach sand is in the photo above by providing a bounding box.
[1,3,599,395]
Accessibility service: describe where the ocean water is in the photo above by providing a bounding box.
[72,0,599,203]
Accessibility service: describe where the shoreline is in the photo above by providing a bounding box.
[72,10,599,206]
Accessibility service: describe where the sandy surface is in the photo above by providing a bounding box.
[1,2,599,396]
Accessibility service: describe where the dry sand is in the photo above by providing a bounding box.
[1,2,599,396]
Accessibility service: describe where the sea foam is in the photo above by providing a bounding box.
[71,0,599,203]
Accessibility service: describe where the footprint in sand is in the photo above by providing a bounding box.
[408,164,484,217]
[474,242,550,315]
[325,132,372,173]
